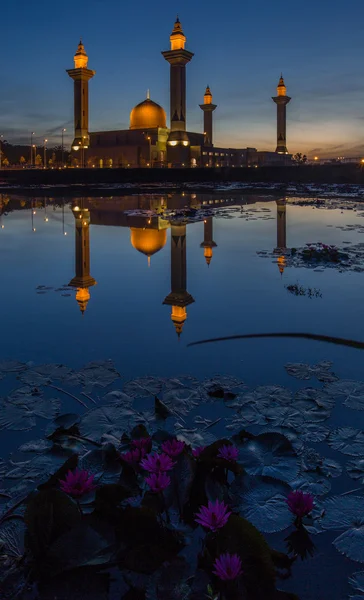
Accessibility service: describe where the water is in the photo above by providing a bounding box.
[1,191,364,599]
[1,193,364,377]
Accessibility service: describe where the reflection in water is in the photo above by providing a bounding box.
[69,206,97,314]
[200,217,217,266]
[63,194,289,334]
[1,193,289,336]
[163,222,195,338]
[275,198,287,275]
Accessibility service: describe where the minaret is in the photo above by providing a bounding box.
[272,75,291,154]
[199,86,217,146]
[69,206,96,314]
[163,222,194,337]
[275,198,287,275]
[200,217,217,266]
[162,17,194,132]
[66,41,95,152]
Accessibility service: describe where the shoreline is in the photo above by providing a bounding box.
[0,181,363,198]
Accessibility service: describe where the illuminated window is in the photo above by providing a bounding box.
[202,152,207,155]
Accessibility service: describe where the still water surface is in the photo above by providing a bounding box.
[1,192,363,381]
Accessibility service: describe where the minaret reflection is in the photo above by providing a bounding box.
[275,198,287,275]
[200,217,217,266]
[69,206,96,314]
[163,221,194,337]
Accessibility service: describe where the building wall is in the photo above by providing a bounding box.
[87,128,168,167]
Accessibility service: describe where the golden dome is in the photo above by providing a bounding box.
[130,227,167,262]
[130,97,167,130]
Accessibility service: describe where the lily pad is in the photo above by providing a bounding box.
[346,458,364,483]
[80,405,144,441]
[328,427,364,456]
[0,517,25,558]
[299,424,330,443]
[236,477,292,533]
[243,386,293,410]
[18,363,74,386]
[0,395,61,431]
[18,439,53,453]
[0,360,27,373]
[324,380,364,410]
[295,387,335,410]
[322,496,364,562]
[123,376,164,398]
[263,406,304,430]
[238,432,299,483]
[285,361,338,382]
[69,360,120,393]
[349,571,364,593]
[162,387,200,417]
[290,474,331,496]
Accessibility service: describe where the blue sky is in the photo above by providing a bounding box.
[1,0,363,157]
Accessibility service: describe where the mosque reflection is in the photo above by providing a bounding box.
[67,194,288,336]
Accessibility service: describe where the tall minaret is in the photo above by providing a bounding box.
[66,41,95,151]
[272,75,291,154]
[69,206,96,314]
[199,86,217,146]
[163,222,194,337]
[200,217,217,266]
[275,198,287,275]
[162,17,194,132]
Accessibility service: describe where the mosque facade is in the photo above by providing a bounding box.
[67,18,292,168]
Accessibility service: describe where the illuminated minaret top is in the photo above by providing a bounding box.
[74,40,88,68]
[67,41,95,152]
[162,17,194,132]
[272,75,291,154]
[170,16,186,50]
[199,86,217,146]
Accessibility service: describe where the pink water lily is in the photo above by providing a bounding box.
[195,499,231,531]
[140,452,175,473]
[192,446,206,458]
[59,469,96,498]
[120,448,146,464]
[145,472,171,493]
[131,437,152,453]
[213,553,243,581]
[217,444,239,462]
[161,439,185,457]
[286,490,314,518]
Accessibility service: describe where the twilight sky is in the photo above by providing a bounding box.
[1,0,363,158]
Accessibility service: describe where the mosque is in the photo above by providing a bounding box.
[67,18,292,168]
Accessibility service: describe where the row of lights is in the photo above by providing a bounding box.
[28,129,67,167]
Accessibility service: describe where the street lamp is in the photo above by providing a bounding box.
[61,128,66,167]
[0,134,3,170]
[145,135,152,167]
[30,132,35,166]
[32,144,37,167]
[43,139,48,169]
